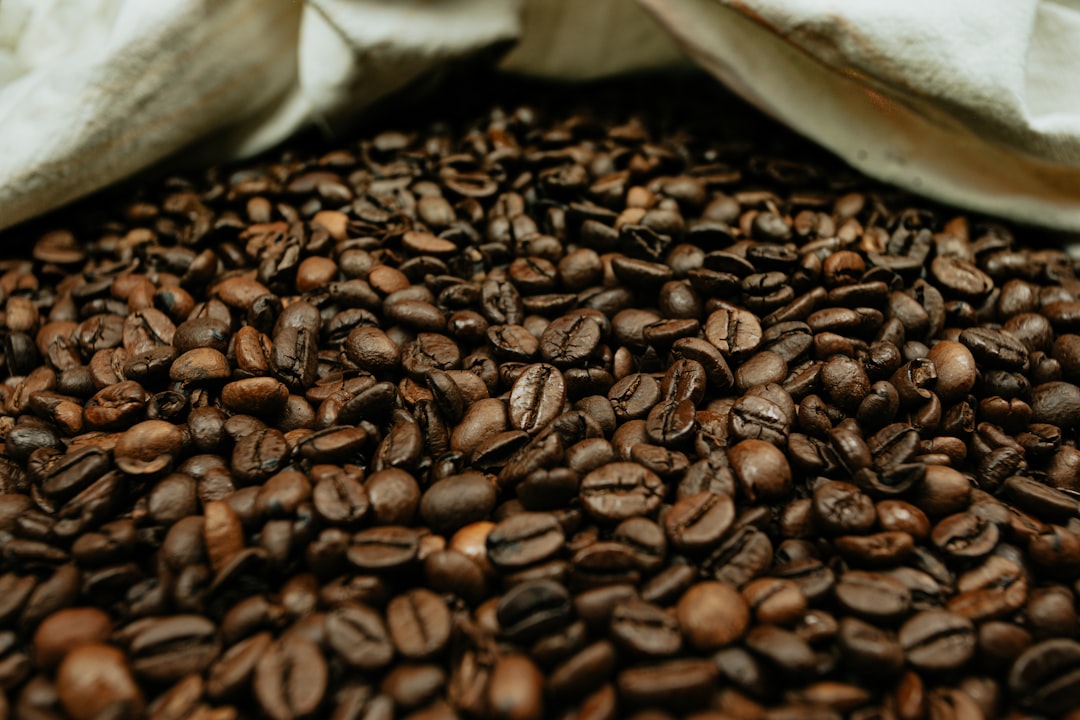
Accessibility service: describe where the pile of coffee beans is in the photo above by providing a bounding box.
[2,79,1080,719]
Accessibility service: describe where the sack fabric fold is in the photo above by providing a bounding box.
[1,0,1079,232]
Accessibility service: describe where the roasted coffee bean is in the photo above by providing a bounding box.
[677,581,750,651]
[930,512,999,559]
[487,512,565,568]
[509,363,566,434]
[610,599,682,657]
[349,526,420,570]
[253,636,328,720]
[837,617,904,676]
[834,571,912,621]
[899,610,976,671]
[325,603,394,670]
[812,481,875,535]
[579,462,664,522]
[741,577,806,625]
[56,643,144,720]
[705,524,774,588]
[487,654,544,720]
[728,439,792,501]
[5,82,1080,718]
[959,327,1028,371]
[616,658,717,712]
[32,607,113,669]
[387,589,452,660]
[745,624,818,678]
[312,468,370,526]
[366,468,421,525]
[540,315,601,367]
[126,615,221,683]
[608,373,661,421]
[1008,638,1080,715]
[705,307,762,357]
[664,492,734,552]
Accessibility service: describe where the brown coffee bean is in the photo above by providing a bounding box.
[221,377,289,415]
[487,512,565,569]
[348,526,421,570]
[899,610,976,671]
[488,654,544,720]
[580,463,664,522]
[32,607,113,669]
[127,615,221,683]
[812,480,876,535]
[509,363,566,434]
[366,468,421,525]
[837,617,904,676]
[254,636,328,720]
[57,643,144,720]
[927,340,977,402]
[835,571,911,620]
[676,581,749,651]
[705,307,762,357]
[728,439,792,502]
[741,577,807,625]
[114,420,185,476]
[616,658,718,711]
[387,589,452,660]
[1008,638,1080,715]
[664,492,734,552]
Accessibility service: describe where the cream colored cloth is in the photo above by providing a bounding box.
[2,0,1079,232]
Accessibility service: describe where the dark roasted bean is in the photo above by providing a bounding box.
[2,82,1079,719]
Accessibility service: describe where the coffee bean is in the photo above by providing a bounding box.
[728,439,792,501]
[114,420,184,476]
[127,615,221,683]
[812,481,875,535]
[727,394,789,446]
[664,492,734,552]
[899,610,976,671]
[930,512,999,559]
[366,468,421,525]
[349,526,420,570]
[611,599,682,657]
[705,524,774,588]
[387,589,452,660]
[835,571,911,621]
[837,617,904,676]
[32,607,113,669]
[676,581,749,651]
[509,363,566,434]
[1032,381,1080,428]
[705,307,762,357]
[1008,638,1080,715]
[221,377,289,415]
[312,468,370,526]
[959,327,1028,371]
[254,636,328,720]
[580,463,664,522]
[488,654,544,720]
[540,315,601,367]
[56,643,144,720]
[325,602,394,670]
[207,631,273,699]
[927,340,977,402]
[616,658,717,711]
[608,373,661,421]
[6,81,1080,719]
[745,624,818,678]
[487,512,565,569]
[931,257,993,300]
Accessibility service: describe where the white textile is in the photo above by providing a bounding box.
[1,0,1078,231]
